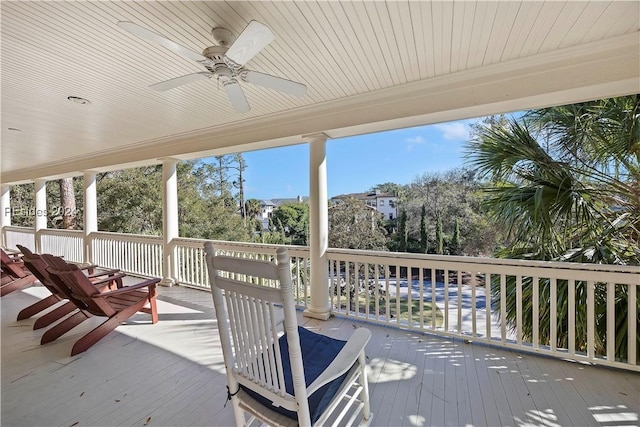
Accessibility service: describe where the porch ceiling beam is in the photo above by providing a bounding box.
[3,33,638,184]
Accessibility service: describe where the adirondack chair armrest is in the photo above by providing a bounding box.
[306,327,371,395]
[90,273,127,287]
[86,268,121,278]
[94,278,160,297]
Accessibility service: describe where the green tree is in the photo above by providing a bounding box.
[244,199,263,232]
[329,197,387,250]
[451,218,461,255]
[370,182,402,196]
[435,216,443,254]
[177,161,249,241]
[97,166,163,234]
[397,209,408,252]
[419,205,428,253]
[271,203,309,245]
[400,168,494,255]
[466,95,640,360]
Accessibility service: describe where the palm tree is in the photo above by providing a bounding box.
[244,198,262,232]
[466,95,639,360]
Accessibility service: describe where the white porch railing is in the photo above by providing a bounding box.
[88,232,163,277]
[3,226,35,251]
[173,238,311,306]
[2,226,638,371]
[39,228,84,263]
[327,248,639,372]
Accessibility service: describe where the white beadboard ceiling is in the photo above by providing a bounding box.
[1,1,639,183]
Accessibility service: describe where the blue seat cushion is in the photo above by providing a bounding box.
[240,326,348,423]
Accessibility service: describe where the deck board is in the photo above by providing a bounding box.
[2,285,638,427]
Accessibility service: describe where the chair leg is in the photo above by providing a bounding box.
[17,294,61,320]
[139,291,158,324]
[40,311,90,344]
[359,352,371,421]
[0,275,36,296]
[33,301,78,330]
[70,301,145,356]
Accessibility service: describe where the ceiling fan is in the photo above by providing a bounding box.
[117,20,307,113]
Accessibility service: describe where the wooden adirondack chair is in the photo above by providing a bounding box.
[1,248,37,296]
[16,245,122,331]
[44,254,160,356]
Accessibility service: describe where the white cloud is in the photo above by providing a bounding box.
[405,135,425,151]
[406,135,425,144]
[434,122,470,141]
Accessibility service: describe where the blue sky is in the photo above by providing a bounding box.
[237,118,479,200]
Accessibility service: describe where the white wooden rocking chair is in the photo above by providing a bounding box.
[204,242,372,426]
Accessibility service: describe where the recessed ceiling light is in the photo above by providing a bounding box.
[67,96,91,105]
[7,127,22,132]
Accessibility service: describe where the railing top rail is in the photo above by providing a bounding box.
[327,248,640,274]
[90,231,163,242]
[172,237,310,256]
[38,228,84,236]
[3,225,34,233]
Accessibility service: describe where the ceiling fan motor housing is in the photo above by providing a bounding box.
[211,27,235,46]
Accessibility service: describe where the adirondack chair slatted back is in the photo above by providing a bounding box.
[1,249,28,278]
[42,254,116,317]
[17,246,59,296]
[205,242,311,420]
[40,254,90,309]
[63,269,116,317]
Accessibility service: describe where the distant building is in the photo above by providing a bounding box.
[329,190,397,220]
[256,196,306,230]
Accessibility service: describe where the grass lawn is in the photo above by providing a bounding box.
[332,293,444,327]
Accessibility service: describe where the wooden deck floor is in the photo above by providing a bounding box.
[2,284,638,427]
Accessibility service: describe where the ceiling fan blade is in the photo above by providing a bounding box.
[225,20,274,67]
[149,73,211,91]
[242,70,307,97]
[117,21,207,63]
[222,79,250,113]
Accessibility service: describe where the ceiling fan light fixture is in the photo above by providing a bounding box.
[67,96,91,105]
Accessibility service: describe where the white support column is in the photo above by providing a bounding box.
[34,179,47,253]
[162,158,179,286]
[83,171,98,264]
[1,185,11,248]
[304,133,331,320]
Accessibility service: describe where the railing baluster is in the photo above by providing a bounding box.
[516,275,523,345]
[346,261,351,316]
[444,269,449,332]
[374,264,380,322]
[485,273,491,340]
[431,268,436,330]
[354,262,360,318]
[607,282,615,362]
[629,283,637,365]
[385,265,390,322]
[395,264,401,326]
[457,270,462,334]
[471,271,477,337]
[365,263,370,320]
[407,264,413,329]
[550,278,557,353]
[500,274,506,343]
[568,279,576,355]
[587,281,595,359]
[419,267,424,329]
[533,276,539,349]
